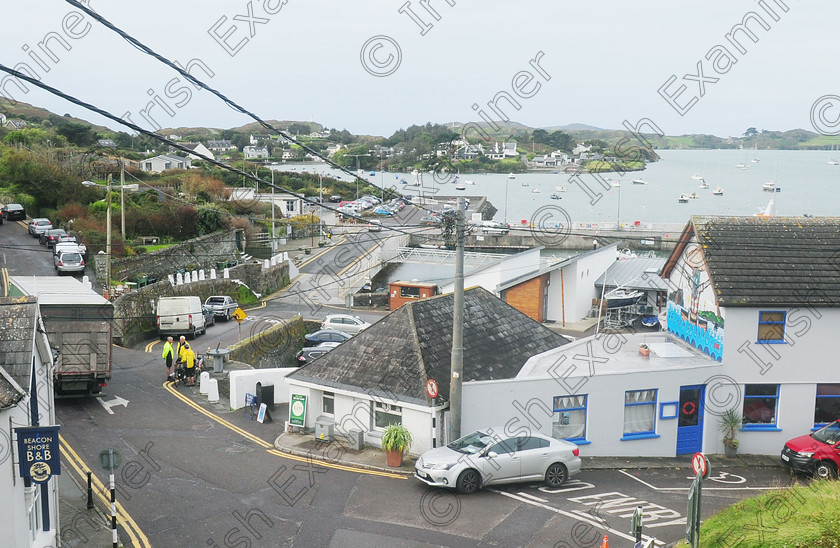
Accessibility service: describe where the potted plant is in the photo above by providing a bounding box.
[381,423,413,467]
[719,408,742,457]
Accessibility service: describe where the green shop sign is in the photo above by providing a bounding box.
[289,394,307,426]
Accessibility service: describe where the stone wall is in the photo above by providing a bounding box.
[93,229,243,284]
[111,258,290,346]
[229,315,307,369]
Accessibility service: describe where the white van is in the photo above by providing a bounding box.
[157,296,206,339]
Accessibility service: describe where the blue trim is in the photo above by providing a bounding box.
[659,401,679,420]
[813,424,828,431]
[566,438,591,445]
[740,425,782,432]
[666,302,723,361]
[621,433,661,441]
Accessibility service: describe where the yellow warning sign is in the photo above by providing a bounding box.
[231,307,247,324]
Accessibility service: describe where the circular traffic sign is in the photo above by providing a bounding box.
[692,452,709,479]
[425,379,439,399]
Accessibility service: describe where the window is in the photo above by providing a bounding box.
[373,401,401,429]
[518,436,550,451]
[623,389,658,437]
[743,384,779,426]
[757,311,786,343]
[322,392,334,416]
[489,437,518,455]
[26,486,41,541]
[553,395,587,441]
[815,384,840,427]
[400,286,421,298]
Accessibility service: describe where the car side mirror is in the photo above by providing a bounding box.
[484,451,498,459]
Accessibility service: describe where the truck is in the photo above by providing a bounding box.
[10,276,113,396]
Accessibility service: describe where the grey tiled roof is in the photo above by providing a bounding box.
[0,297,38,408]
[288,287,570,405]
[688,216,840,307]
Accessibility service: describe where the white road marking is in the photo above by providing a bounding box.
[538,479,596,494]
[619,469,776,491]
[97,395,129,415]
[516,492,549,503]
[491,489,666,547]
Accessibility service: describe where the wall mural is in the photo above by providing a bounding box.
[666,241,724,361]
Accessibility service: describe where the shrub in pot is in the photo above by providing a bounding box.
[381,423,413,467]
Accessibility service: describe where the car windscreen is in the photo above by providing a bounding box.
[447,431,495,455]
[812,421,840,445]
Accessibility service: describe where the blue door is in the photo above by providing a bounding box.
[676,385,705,455]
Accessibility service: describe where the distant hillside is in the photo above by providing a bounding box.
[544,123,604,131]
[0,99,111,134]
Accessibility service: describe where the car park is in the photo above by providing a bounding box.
[414,428,581,494]
[40,229,67,247]
[303,329,352,347]
[204,295,239,320]
[781,419,840,479]
[54,251,85,275]
[295,342,341,365]
[2,203,26,221]
[28,218,53,236]
[321,314,371,334]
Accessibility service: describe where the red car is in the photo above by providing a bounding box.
[781,420,840,479]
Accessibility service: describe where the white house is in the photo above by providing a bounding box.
[486,141,519,160]
[207,139,236,152]
[140,154,191,173]
[243,146,269,159]
[0,296,60,548]
[453,144,484,160]
[180,142,215,161]
[229,187,303,217]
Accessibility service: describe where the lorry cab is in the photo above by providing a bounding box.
[157,296,206,339]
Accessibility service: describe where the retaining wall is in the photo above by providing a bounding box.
[229,314,307,369]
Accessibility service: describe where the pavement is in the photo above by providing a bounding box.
[58,462,123,547]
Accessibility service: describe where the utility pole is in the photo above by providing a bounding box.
[120,159,126,238]
[449,196,465,441]
[345,154,370,200]
[271,169,276,253]
[105,174,112,298]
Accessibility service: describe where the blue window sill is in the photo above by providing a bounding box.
[740,425,781,432]
[566,438,591,445]
[621,433,660,441]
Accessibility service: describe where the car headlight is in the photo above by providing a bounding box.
[426,463,455,471]
[798,451,815,458]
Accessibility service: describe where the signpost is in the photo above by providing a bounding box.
[686,452,709,548]
[231,307,247,343]
[425,379,439,399]
[99,448,121,548]
[15,425,61,484]
[631,505,643,544]
[289,394,307,427]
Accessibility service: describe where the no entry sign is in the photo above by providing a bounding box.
[692,452,709,479]
[425,379,439,399]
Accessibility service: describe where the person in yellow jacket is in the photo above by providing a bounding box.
[181,343,197,386]
[162,336,175,380]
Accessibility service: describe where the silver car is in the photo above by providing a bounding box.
[414,428,581,494]
[321,314,371,334]
[28,218,53,236]
[54,251,86,275]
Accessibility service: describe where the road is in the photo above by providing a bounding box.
[3,217,803,547]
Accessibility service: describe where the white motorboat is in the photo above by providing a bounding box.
[632,178,648,185]
[691,174,704,180]
[735,163,749,170]
[604,288,644,308]
[678,194,689,203]
[521,181,529,187]
[713,187,724,196]
[828,159,840,166]
[464,179,475,185]
[507,173,516,180]
[554,186,567,192]
[531,188,540,193]
[762,181,781,192]
[455,183,466,190]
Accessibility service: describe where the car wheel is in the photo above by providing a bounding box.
[456,469,481,494]
[545,463,568,488]
[815,461,838,480]
[225,311,231,321]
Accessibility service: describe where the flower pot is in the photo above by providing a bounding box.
[385,449,403,467]
[724,444,738,458]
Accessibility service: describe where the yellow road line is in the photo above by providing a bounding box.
[163,381,272,448]
[59,435,151,548]
[164,381,408,479]
[16,220,28,228]
[244,300,266,312]
[266,449,407,479]
[337,239,382,277]
[144,340,160,353]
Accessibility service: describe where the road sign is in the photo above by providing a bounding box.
[231,307,247,324]
[425,379,439,399]
[99,448,121,471]
[691,452,709,479]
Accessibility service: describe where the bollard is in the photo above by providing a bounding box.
[191,270,198,282]
[168,274,176,286]
[199,371,210,395]
[86,471,94,509]
[223,268,230,279]
[207,379,219,403]
[184,271,191,284]
[264,259,270,269]
[176,272,183,285]
[198,270,205,281]
[210,268,216,280]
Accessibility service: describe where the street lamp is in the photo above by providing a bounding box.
[504,177,509,226]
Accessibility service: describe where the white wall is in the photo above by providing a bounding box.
[440,248,541,295]
[546,247,616,324]
[228,368,298,410]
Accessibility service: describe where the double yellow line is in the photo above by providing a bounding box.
[164,381,405,480]
[59,435,151,547]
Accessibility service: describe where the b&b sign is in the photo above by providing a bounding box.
[16,425,61,484]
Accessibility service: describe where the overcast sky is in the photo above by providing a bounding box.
[0,0,834,139]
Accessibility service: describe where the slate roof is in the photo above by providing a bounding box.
[287,287,571,405]
[0,296,38,408]
[667,216,840,307]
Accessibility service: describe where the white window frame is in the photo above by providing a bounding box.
[372,401,402,430]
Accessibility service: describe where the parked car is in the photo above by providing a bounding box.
[40,229,67,247]
[295,342,341,365]
[321,314,371,334]
[2,203,26,221]
[53,250,86,275]
[419,215,442,226]
[201,306,216,328]
[329,195,342,203]
[53,242,85,259]
[414,428,581,494]
[204,295,239,320]
[28,218,53,236]
[368,219,383,232]
[303,329,352,347]
[781,419,840,479]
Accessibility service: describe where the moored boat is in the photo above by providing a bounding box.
[632,178,648,185]
[678,194,689,203]
[604,288,644,308]
[713,187,724,195]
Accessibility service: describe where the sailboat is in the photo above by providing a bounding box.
[713,186,724,196]
[755,197,775,217]
[699,178,709,189]
[752,143,760,163]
